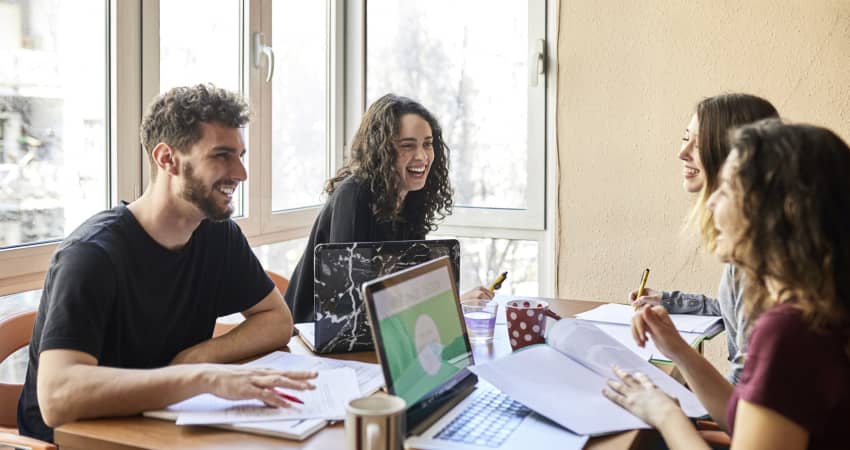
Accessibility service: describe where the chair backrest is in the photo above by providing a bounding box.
[266,270,289,295]
[0,310,36,429]
[212,271,289,338]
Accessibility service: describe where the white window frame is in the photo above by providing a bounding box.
[0,0,144,296]
[347,0,556,295]
[0,0,557,298]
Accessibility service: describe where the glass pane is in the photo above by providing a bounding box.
[0,290,40,383]
[252,237,309,279]
[437,237,538,296]
[159,0,241,93]
[367,0,528,209]
[270,2,328,211]
[0,0,108,248]
[159,0,244,217]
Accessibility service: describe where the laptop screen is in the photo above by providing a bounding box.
[368,258,475,407]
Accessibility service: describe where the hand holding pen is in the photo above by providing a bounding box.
[631,268,650,311]
[488,271,508,294]
[459,271,506,301]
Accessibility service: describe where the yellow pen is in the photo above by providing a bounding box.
[634,268,650,311]
[488,271,508,293]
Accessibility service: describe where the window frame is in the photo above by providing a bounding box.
[0,0,144,295]
[0,0,557,298]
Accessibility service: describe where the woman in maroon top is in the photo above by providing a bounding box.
[604,120,850,449]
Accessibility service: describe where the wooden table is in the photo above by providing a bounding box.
[55,298,660,450]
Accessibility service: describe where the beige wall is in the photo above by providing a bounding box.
[555,1,850,366]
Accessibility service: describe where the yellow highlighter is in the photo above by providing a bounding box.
[634,268,650,311]
[488,271,508,293]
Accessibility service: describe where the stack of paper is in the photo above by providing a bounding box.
[144,351,385,440]
[575,303,723,362]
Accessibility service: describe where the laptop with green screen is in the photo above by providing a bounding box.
[361,257,587,450]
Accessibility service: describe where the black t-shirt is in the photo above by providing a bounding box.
[17,205,274,442]
[285,176,423,323]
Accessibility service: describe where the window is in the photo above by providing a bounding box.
[270,2,328,212]
[159,0,245,216]
[364,0,550,294]
[0,0,555,299]
[0,0,109,249]
[365,0,545,229]
[455,237,539,296]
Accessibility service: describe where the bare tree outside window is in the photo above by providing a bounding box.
[368,1,538,295]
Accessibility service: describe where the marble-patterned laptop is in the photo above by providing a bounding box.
[298,239,460,354]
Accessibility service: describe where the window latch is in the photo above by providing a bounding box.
[253,32,275,83]
[529,39,545,87]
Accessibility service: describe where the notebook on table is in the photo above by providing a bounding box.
[295,239,460,354]
[361,256,588,450]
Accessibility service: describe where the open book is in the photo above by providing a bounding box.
[576,303,724,362]
[470,318,708,436]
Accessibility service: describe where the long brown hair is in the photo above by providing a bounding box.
[728,120,850,356]
[688,94,778,250]
[326,94,453,237]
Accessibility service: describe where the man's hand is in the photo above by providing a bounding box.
[602,367,682,428]
[200,365,318,408]
[628,287,662,308]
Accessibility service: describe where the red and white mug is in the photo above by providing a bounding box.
[505,299,562,351]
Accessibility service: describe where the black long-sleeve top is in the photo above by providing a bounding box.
[284,176,423,323]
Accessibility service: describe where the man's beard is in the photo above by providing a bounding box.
[181,162,234,222]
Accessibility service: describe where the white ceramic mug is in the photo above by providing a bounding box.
[345,394,406,450]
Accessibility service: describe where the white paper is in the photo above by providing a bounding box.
[247,351,385,395]
[470,319,709,436]
[590,322,703,362]
[547,319,707,418]
[174,368,360,425]
[575,303,721,333]
[470,345,648,436]
[589,323,654,361]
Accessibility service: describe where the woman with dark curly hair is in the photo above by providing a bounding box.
[285,94,492,323]
[608,120,850,449]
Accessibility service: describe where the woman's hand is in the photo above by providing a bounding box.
[631,305,691,361]
[460,287,495,301]
[628,287,662,307]
[602,367,683,428]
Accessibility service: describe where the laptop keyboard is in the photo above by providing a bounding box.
[434,390,531,447]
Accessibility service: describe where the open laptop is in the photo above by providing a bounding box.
[295,239,460,354]
[361,257,588,450]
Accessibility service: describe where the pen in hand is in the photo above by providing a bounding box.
[634,268,650,311]
[488,271,508,293]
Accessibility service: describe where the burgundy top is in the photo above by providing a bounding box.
[726,302,850,449]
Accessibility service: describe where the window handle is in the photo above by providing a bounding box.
[529,38,545,87]
[253,32,275,83]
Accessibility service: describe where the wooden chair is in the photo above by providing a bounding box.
[0,310,56,449]
[212,270,289,338]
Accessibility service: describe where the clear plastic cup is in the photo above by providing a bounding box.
[461,299,499,343]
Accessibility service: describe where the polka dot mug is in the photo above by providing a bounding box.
[505,300,563,351]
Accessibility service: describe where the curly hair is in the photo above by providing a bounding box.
[727,119,850,356]
[139,84,250,179]
[326,94,453,237]
[686,93,778,250]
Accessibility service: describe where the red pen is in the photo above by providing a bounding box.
[271,389,304,405]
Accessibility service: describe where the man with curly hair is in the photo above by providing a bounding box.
[286,93,492,323]
[18,84,316,443]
